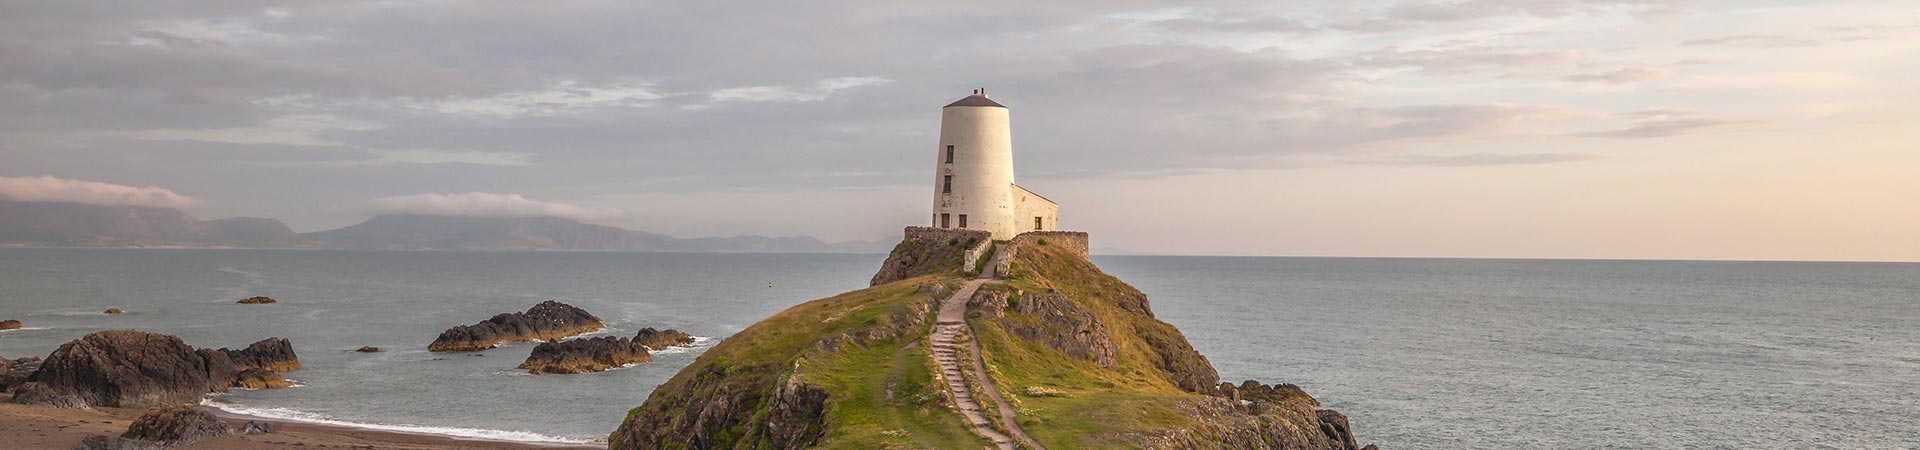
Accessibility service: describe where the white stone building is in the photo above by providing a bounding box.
[930,89,1059,240]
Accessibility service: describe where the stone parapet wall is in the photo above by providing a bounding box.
[903,226,993,245]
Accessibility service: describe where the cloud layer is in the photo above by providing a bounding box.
[366,192,621,222]
[0,175,200,208]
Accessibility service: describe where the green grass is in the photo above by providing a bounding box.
[963,242,1214,449]
[803,333,990,449]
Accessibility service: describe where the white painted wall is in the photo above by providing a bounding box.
[1013,184,1059,233]
[932,97,1018,239]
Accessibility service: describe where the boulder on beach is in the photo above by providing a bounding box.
[25,330,303,408]
[104,309,124,315]
[0,319,21,330]
[236,296,276,304]
[518,336,652,375]
[0,356,41,392]
[95,405,234,449]
[427,300,604,352]
[632,327,696,351]
[9,381,90,409]
[239,420,274,435]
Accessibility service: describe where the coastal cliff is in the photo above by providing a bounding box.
[610,230,1376,449]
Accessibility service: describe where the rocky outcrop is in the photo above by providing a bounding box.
[231,368,291,389]
[0,319,20,330]
[518,336,652,374]
[1,356,38,393]
[354,346,381,353]
[104,309,124,315]
[428,301,604,352]
[235,296,276,304]
[22,330,301,408]
[969,286,1117,368]
[74,405,234,449]
[632,327,695,350]
[614,233,1378,450]
[219,337,301,372]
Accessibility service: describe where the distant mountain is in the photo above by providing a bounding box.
[299,214,886,253]
[0,200,884,253]
[0,200,294,247]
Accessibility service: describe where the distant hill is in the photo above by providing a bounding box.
[0,200,294,247]
[301,214,886,253]
[0,200,884,253]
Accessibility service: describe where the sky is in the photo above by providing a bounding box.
[1,0,1916,261]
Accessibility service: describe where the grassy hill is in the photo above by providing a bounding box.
[609,232,1375,450]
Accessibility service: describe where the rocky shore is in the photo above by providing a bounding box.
[0,403,596,450]
[7,330,302,408]
[428,301,605,352]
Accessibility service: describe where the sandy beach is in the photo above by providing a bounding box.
[0,403,599,450]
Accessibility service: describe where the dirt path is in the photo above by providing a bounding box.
[931,273,1045,450]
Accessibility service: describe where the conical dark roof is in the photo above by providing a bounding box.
[944,93,1006,108]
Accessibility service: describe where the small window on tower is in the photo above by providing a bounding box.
[945,145,954,164]
[941,213,950,228]
[942,175,952,194]
[1035,217,1043,231]
[959,214,968,228]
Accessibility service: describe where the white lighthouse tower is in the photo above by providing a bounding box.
[931,88,1058,240]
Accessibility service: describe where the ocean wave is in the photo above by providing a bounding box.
[650,336,715,355]
[199,401,594,444]
[0,326,52,333]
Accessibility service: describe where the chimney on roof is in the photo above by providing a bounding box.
[979,87,987,98]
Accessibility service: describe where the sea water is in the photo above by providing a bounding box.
[0,249,1915,448]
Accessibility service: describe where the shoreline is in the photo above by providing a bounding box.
[0,403,601,449]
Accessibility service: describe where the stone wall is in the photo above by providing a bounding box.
[990,231,1089,278]
[902,226,992,246]
[1011,231,1089,260]
[871,227,995,285]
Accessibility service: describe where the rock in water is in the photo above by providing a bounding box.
[231,368,291,389]
[354,346,381,353]
[25,330,302,408]
[235,296,276,304]
[0,319,22,330]
[518,336,652,374]
[219,337,302,372]
[632,327,696,350]
[104,309,124,315]
[427,301,604,352]
[9,382,90,409]
[120,405,233,447]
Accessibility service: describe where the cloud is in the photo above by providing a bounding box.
[1578,108,1742,138]
[1566,67,1671,85]
[0,175,200,208]
[365,192,620,221]
[709,76,892,103]
[1359,152,1597,167]
[1681,34,1818,47]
